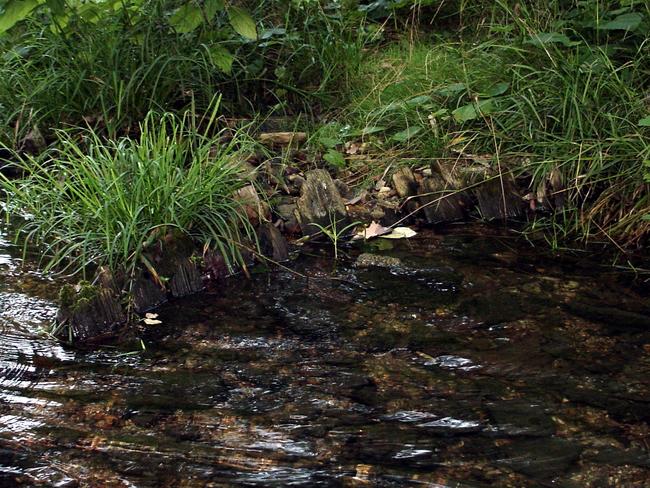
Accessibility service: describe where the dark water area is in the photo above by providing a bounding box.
[1,225,649,487]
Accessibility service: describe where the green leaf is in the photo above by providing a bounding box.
[525,32,580,47]
[483,82,509,97]
[228,6,256,40]
[435,83,466,97]
[323,150,346,168]
[600,12,643,31]
[429,108,449,118]
[318,137,339,149]
[46,0,64,16]
[260,27,286,40]
[208,44,233,74]
[452,99,495,123]
[637,116,650,127]
[405,95,432,108]
[204,0,224,20]
[0,0,40,33]
[169,3,203,33]
[391,126,422,142]
[361,126,385,136]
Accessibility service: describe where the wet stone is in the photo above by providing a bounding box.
[354,253,402,269]
[258,222,290,262]
[296,169,349,237]
[565,300,650,330]
[56,284,126,342]
[458,290,528,325]
[486,401,556,437]
[498,438,582,478]
[392,167,418,199]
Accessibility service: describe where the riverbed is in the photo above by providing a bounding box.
[1,225,649,487]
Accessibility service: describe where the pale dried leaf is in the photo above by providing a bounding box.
[379,227,417,239]
[352,220,391,241]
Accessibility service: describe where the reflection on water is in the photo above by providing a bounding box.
[1,226,649,487]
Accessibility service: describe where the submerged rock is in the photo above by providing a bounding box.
[565,300,650,330]
[354,253,402,269]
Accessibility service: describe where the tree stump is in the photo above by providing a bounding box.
[296,169,349,237]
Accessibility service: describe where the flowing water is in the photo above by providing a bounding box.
[1,224,649,487]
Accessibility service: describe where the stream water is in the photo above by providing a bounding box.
[1,224,649,487]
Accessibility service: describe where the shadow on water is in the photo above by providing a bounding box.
[1,224,649,487]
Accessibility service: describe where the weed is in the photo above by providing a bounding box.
[308,213,360,260]
[0,99,257,283]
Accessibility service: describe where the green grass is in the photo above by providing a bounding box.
[0,0,373,145]
[327,29,649,247]
[0,10,226,141]
[0,100,258,282]
[1,0,648,253]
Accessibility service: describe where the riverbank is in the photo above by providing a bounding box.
[0,1,648,339]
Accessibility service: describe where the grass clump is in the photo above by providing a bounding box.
[0,0,374,144]
[332,26,649,247]
[0,101,257,281]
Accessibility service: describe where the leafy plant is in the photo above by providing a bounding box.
[308,214,360,260]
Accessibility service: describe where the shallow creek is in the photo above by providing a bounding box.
[1,224,649,487]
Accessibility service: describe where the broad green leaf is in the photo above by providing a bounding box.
[78,3,102,23]
[452,99,495,123]
[204,0,224,20]
[0,0,40,33]
[435,82,466,97]
[391,126,422,142]
[639,116,650,127]
[208,44,233,74]
[600,12,643,31]
[483,82,509,97]
[318,137,339,148]
[429,108,449,118]
[525,32,579,47]
[46,0,64,16]
[323,150,346,168]
[169,3,203,33]
[228,6,256,40]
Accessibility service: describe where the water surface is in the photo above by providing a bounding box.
[1,226,649,487]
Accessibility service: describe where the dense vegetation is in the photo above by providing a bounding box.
[0,0,648,279]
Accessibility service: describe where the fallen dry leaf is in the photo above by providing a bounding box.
[352,221,391,241]
[379,226,417,239]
